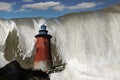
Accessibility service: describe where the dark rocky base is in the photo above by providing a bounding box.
[47,63,66,74]
[0,61,49,80]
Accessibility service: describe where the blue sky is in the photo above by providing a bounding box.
[0,0,120,19]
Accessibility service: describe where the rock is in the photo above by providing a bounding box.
[0,60,49,80]
[47,63,66,74]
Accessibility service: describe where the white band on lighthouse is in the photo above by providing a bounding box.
[34,61,52,71]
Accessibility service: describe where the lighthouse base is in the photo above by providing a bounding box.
[34,60,52,72]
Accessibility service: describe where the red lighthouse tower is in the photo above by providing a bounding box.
[34,25,52,71]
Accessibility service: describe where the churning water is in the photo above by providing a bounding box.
[0,4,120,80]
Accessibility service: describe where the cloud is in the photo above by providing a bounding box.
[52,5,65,11]
[15,1,103,13]
[68,2,103,10]
[14,8,30,13]
[23,0,33,2]
[0,2,15,12]
[22,1,60,10]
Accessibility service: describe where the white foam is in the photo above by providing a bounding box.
[0,51,9,67]
[0,20,15,46]
[49,10,120,80]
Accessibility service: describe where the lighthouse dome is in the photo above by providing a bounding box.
[39,24,48,35]
[41,24,46,30]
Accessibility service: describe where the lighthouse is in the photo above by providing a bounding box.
[34,24,52,72]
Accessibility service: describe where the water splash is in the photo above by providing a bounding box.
[0,51,9,67]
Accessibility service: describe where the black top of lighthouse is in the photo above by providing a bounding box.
[35,24,52,38]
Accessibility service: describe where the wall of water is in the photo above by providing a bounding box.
[0,5,120,80]
[0,18,62,68]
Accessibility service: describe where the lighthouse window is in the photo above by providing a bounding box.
[44,42,47,46]
[36,48,38,53]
